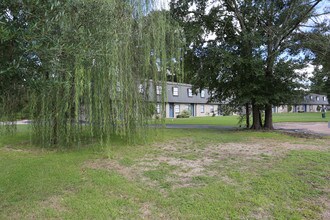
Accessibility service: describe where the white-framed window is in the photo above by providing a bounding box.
[201,105,204,113]
[316,96,319,101]
[174,105,180,113]
[188,88,193,97]
[323,97,327,101]
[210,105,214,113]
[156,103,160,114]
[156,86,162,95]
[173,87,179,96]
[310,96,313,100]
[139,84,144,93]
[201,90,205,98]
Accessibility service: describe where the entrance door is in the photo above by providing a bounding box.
[169,103,174,118]
[189,104,195,116]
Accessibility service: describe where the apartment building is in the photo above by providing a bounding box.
[151,81,220,118]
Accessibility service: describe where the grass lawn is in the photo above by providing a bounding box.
[165,112,329,126]
[1,126,329,219]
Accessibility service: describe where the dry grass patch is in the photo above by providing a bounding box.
[85,136,329,190]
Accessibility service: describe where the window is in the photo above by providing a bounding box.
[174,105,180,113]
[156,104,160,114]
[201,105,204,113]
[323,97,327,101]
[310,96,313,100]
[210,105,214,113]
[172,87,179,96]
[201,90,205,98]
[316,96,319,101]
[188,88,193,97]
[156,86,162,95]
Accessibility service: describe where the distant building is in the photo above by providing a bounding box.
[272,93,329,113]
[147,82,329,117]
[146,81,220,118]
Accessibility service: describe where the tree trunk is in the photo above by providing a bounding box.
[251,101,262,129]
[264,104,274,129]
[245,103,250,128]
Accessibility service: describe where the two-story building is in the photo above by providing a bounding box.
[148,81,220,118]
[148,82,329,117]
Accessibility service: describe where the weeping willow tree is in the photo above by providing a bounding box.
[0,0,184,146]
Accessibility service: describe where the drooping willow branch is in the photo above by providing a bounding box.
[0,0,184,147]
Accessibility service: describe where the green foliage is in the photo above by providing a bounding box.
[0,0,184,146]
[176,109,190,118]
[300,30,330,100]
[170,0,323,129]
[221,105,235,116]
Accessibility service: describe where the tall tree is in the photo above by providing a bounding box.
[171,0,324,129]
[0,0,183,146]
[258,0,323,129]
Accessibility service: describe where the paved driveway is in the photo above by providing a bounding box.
[274,122,330,136]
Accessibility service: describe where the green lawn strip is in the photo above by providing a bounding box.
[0,150,90,219]
[165,112,329,126]
[273,112,329,123]
[0,125,31,148]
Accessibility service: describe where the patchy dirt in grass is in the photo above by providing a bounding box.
[86,159,139,181]
[2,146,28,152]
[84,137,329,190]
[140,203,152,219]
[321,196,330,220]
[40,195,67,213]
[1,144,47,154]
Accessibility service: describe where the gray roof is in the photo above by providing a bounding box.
[145,81,217,104]
[301,93,328,105]
[165,82,214,104]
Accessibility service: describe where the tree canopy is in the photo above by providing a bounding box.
[0,0,183,146]
[296,22,330,100]
[171,0,325,129]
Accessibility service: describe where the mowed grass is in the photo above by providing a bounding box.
[165,112,329,126]
[0,126,329,219]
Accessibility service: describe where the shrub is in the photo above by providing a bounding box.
[177,109,190,118]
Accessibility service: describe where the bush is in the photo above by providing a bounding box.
[176,109,190,118]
